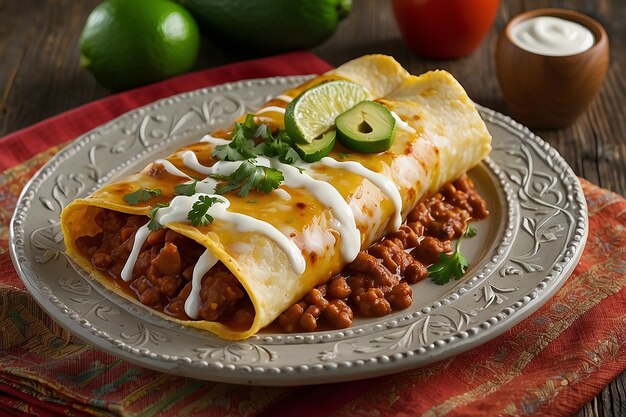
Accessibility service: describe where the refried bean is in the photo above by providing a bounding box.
[74,174,488,333]
[274,173,488,332]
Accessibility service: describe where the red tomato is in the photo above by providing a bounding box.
[391,0,500,59]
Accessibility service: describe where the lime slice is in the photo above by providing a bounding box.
[285,80,369,143]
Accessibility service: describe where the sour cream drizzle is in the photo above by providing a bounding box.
[275,94,293,103]
[319,157,403,231]
[125,106,413,305]
[155,194,306,275]
[154,159,191,178]
[185,249,218,319]
[271,159,360,262]
[273,188,292,200]
[256,106,286,115]
[121,224,151,282]
[200,134,232,146]
[181,151,359,261]
[390,111,416,133]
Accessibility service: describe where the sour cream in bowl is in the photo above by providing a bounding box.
[510,16,595,57]
[495,9,609,129]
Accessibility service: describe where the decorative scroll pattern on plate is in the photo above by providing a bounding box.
[9,76,587,385]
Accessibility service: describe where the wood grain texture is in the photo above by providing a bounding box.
[0,0,624,415]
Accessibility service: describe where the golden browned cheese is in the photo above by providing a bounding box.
[61,55,491,340]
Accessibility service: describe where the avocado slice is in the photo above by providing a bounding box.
[336,101,396,153]
[294,129,336,162]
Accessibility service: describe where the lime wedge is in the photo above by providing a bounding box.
[285,80,369,143]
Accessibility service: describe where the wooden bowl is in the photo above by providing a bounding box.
[495,9,609,129]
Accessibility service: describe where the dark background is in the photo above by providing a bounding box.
[0,0,624,415]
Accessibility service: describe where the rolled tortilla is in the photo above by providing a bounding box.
[61,55,491,340]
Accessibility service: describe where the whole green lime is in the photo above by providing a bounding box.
[80,0,200,91]
[179,0,352,53]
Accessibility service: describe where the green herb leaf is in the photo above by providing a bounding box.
[256,128,300,164]
[427,225,477,285]
[213,160,284,197]
[174,180,198,196]
[212,114,261,161]
[123,187,162,205]
[187,195,223,227]
[147,203,169,231]
[212,113,302,165]
[339,152,350,159]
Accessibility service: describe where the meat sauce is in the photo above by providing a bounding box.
[75,174,488,333]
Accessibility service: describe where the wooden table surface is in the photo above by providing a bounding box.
[0,0,624,415]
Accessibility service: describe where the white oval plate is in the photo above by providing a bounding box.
[10,76,587,386]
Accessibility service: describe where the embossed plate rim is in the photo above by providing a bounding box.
[9,75,588,385]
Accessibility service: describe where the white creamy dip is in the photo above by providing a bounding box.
[511,16,594,57]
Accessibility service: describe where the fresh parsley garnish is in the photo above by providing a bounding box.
[187,195,223,227]
[213,160,284,197]
[212,114,261,161]
[123,187,162,205]
[428,226,477,285]
[174,180,198,196]
[339,152,350,159]
[147,203,169,231]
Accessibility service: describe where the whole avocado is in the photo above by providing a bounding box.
[179,0,352,53]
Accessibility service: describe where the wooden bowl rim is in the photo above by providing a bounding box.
[503,8,608,58]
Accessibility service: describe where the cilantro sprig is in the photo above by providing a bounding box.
[174,180,198,196]
[256,126,300,164]
[147,203,169,231]
[212,114,261,161]
[123,187,162,205]
[187,195,223,227]
[428,226,477,285]
[212,160,284,197]
[211,114,300,165]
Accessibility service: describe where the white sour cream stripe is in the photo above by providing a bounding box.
[156,194,306,274]
[390,110,416,134]
[271,159,361,262]
[255,106,286,115]
[275,94,293,103]
[319,157,403,231]
[199,134,232,146]
[185,249,219,319]
[181,151,271,177]
[273,188,292,200]
[154,159,192,179]
[121,224,152,282]
[180,150,360,263]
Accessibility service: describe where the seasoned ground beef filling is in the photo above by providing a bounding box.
[75,174,488,333]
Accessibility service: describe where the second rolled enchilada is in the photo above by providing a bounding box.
[61,55,492,340]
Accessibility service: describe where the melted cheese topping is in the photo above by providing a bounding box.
[121,92,417,318]
[319,157,403,231]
